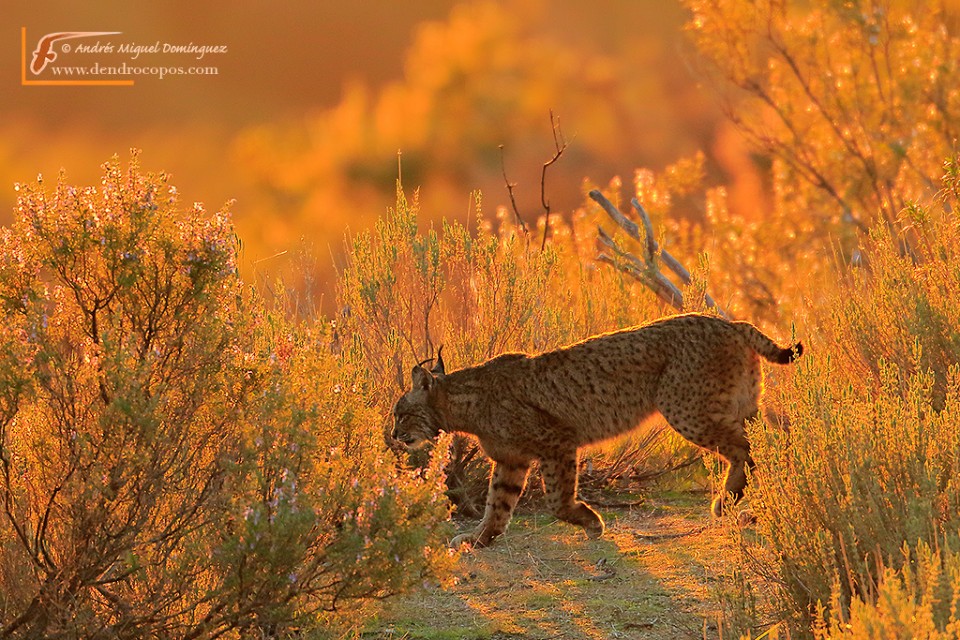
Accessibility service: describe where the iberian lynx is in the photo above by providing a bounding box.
[391,313,802,547]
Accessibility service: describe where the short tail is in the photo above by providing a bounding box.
[734,322,803,365]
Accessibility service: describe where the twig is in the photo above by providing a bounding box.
[581,496,646,509]
[631,524,709,541]
[631,199,689,283]
[499,145,528,234]
[630,451,703,484]
[252,250,289,265]
[540,110,569,251]
[631,198,725,314]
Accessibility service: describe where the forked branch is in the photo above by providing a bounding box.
[597,227,684,310]
[541,111,569,250]
[590,189,729,318]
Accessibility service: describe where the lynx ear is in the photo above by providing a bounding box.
[431,346,446,378]
[411,365,434,391]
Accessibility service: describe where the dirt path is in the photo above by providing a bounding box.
[359,491,747,640]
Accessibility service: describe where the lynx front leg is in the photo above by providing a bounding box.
[540,451,605,539]
[451,460,530,548]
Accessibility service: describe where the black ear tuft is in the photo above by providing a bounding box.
[411,365,434,390]
[432,345,446,377]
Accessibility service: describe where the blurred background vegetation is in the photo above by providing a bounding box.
[6,0,744,309]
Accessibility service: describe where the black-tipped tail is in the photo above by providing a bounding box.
[734,321,804,365]
[773,342,803,364]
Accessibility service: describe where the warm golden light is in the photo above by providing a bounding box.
[2,1,960,637]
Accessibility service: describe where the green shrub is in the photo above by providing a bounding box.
[744,180,960,635]
[830,206,960,410]
[814,542,960,639]
[751,355,960,631]
[0,155,453,638]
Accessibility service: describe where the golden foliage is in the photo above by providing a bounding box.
[0,157,454,637]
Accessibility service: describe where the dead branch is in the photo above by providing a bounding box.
[540,110,569,250]
[583,496,646,509]
[580,446,703,499]
[499,145,529,234]
[597,228,684,311]
[631,199,689,284]
[631,198,726,314]
[590,189,729,318]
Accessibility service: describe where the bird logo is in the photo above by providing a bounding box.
[31,32,121,74]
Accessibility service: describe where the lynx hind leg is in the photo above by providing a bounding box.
[451,460,530,548]
[658,401,755,516]
[655,364,762,517]
[710,440,754,517]
[540,451,605,539]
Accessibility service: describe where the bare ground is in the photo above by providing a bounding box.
[353,490,759,640]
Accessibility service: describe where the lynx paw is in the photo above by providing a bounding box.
[711,496,725,517]
[712,495,747,518]
[585,518,605,540]
[451,531,494,548]
[450,532,478,548]
[567,504,605,539]
[736,509,757,528]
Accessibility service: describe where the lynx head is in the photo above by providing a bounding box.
[391,348,446,449]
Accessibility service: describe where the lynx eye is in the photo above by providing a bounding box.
[392,410,409,431]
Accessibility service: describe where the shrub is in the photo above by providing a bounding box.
[684,0,960,244]
[830,163,960,409]
[743,178,960,634]
[678,0,960,335]
[751,355,960,631]
[814,541,960,639]
[0,155,452,638]
[682,0,960,629]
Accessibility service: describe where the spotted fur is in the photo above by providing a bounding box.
[392,313,802,547]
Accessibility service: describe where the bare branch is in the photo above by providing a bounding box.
[498,145,528,233]
[540,110,569,251]
[629,198,725,314]
[631,199,687,282]
[592,190,642,242]
[597,228,684,311]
